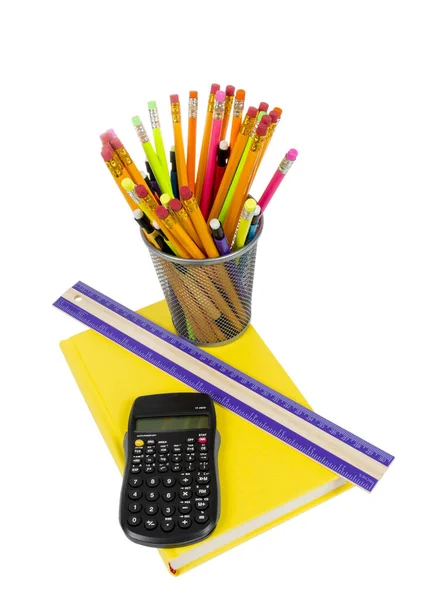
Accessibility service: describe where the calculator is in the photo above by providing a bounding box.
[119,392,220,548]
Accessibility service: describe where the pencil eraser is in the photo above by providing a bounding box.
[169,198,182,211]
[100,132,112,144]
[247,106,258,118]
[269,110,280,123]
[215,90,226,102]
[211,83,220,94]
[254,205,262,216]
[106,128,117,139]
[100,144,114,161]
[155,206,169,219]
[261,115,271,125]
[235,89,246,100]
[219,140,229,150]
[258,102,269,112]
[132,115,141,126]
[133,208,143,219]
[180,186,193,200]
[135,184,148,199]
[209,219,221,231]
[170,145,175,152]
[256,121,269,136]
[245,198,257,213]
[225,85,235,96]
[273,107,283,116]
[109,137,123,150]
[148,100,157,110]
[189,91,198,98]
[160,194,171,207]
[121,178,135,192]
[286,149,298,161]
[170,94,179,104]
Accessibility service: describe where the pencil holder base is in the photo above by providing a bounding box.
[142,220,263,346]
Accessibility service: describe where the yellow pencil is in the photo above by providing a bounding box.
[155,205,206,260]
[179,186,219,259]
[220,84,235,141]
[170,94,188,188]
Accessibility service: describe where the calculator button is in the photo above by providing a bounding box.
[195,500,209,510]
[159,446,169,454]
[186,463,196,472]
[180,475,192,486]
[199,453,208,461]
[144,457,154,465]
[158,465,168,473]
[186,445,195,453]
[146,440,156,446]
[161,518,175,532]
[171,455,182,463]
[131,458,141,464]
[171,464,182,472]
[195,513,209,524]
[162,505,175,516]
[197,474,210,484]
[144,466,155,473]
[179,490,192,500]
[146,491,159,502]
[179,504,192,514]
[196,487,209,497]
[129,477,142,487]
[144,519,158,530]
[163,477,176,488]
[128,502,142,513]
[185,454,196,462]
[197,436,207,444]
[172,447,182,454]
[147,477,160,487]
[128,489,143,500]
[199,462,209,471]
[133,448,143,455]
[130,467,141,474]
[178,516,192,529]
[134,440,144,447]
[145,505,158,515]
[128,515,141,526]
[145,448,155,455]
[158,456,168,463]
[199,445,208,452]
[186,437,195,444]
[162,491,176,502]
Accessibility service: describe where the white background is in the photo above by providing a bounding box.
[1,1,420,598]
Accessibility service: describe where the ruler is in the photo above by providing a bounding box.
[54,282,394,492]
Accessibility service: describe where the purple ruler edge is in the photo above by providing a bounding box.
[53,282,395,491]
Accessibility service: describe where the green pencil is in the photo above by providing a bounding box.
[147,101,172,192]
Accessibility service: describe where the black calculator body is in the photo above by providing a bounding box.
[119,392,220,548]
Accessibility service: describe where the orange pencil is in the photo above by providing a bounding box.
[170,94,188,188]
[220,85,235,141]
[223,120,269,244]
[179,186,219,259]
[168,198,204,251]
[195,83,220,205]
[187,91,198,193]
[101,144,138,211]
[155,206,206,260]
[230,89,246,148]
[207,106,258,224]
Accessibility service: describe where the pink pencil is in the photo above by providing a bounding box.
[200,90,226,220]
[258,149,298,213]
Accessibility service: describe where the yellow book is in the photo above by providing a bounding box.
[59,299,351,576]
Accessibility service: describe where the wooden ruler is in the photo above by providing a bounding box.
[54,282,394,491]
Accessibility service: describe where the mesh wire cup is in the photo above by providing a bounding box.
[142,220,263,346]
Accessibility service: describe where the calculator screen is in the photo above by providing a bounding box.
[135,414,209,431]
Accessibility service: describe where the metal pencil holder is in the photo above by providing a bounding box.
[142,220,263,346]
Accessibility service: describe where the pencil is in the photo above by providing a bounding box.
[170,94,188,188]
[195,83,220,205]
[187,91,198,193]
[147,101,172,190]
[106,133,148,190]
[230,89,246,148]
[223,120,269,244]
[220,85,235,141]
[101,144,138,211]
[207,106,258,224]
[200,90,226,221]
[179,186,219,259]
[253,109,282,177]
[168,198,204,250]
[233,198,257,250]
[155,206,206,260]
